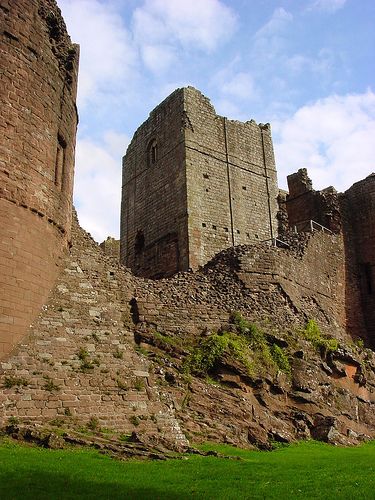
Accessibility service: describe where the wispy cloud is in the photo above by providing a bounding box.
[133,0,237,52]
[286,49,336,77]
[253,8,293,57]
[140,44,177,75]
[274,90,375,191]
[308,0,347,13]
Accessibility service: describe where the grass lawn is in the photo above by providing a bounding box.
[1,438,375,499]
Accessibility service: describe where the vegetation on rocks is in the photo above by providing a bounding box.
[183,312,291,379]
[303,319,339,355]
[3,376,29,389]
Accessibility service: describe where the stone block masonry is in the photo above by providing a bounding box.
[0,215,188,448]
[343,175,375,343]
[133,230,348,343]
[0,0,79,357]
[285,169,375,345]
[121,87,278,278]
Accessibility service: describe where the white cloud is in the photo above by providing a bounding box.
[59,0,137,107]
[210,60,258,118]
[133,0,237,67]
[308,0,347,13]
[73,131,130,241]
[221,72,257,100]
[286,49,336,77]
[255,7,293,39]
[141,44,177,74]
[274,90,375,191]
[213,98,244,120]
[253,8,293,56]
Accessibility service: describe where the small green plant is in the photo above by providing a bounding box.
[129,415,140,427]
[64,408,72,417]
[87,417,100,432]
[3,376,29,388]
[113,349,123,359]
[184,333,229,376]
[49,418,65,428]
[81,361,95,371]
[43,376,60,392]
[77,348,96,371]
[135,346,149,356]
[7,416,19,425]
[230,311,257,336]
[354,338,365,349]
[116,379,128,391]
[133,378,144,391]
[205,375,223,387]
[154,332,178,348]
[183,331,252,377]
[118,433,132,442]
[303,320,339,356]
[270,344,291,376]
[78,348,89,361]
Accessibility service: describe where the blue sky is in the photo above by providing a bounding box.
[59,0,375,242]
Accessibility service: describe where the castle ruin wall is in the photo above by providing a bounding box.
[343,175,375,345]
[133,231,348,341]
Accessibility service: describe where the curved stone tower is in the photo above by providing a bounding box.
[0,0,79,358]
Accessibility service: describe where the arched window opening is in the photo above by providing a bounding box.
[148,139,158,166]
[134,230,145,255]
[363,263,373,295]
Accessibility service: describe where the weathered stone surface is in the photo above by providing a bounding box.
[0,0,79,358]
[121,87,278,278]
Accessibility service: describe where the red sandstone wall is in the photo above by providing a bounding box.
[286,168,341,233]
[343,175,375,345]
[0,0,79,358]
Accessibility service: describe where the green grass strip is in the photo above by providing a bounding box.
[1,439,375,499]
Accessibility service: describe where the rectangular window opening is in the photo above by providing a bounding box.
[55,134,67,190]
[363,263,373,295]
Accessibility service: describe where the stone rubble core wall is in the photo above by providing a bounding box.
[0,0,79,358]
[133,230,347,342]
[121,87,278,279]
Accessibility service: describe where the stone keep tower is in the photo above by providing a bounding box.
[0,0,79,358]
[121,87,278,278]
